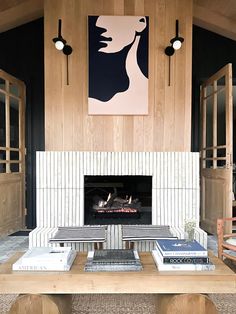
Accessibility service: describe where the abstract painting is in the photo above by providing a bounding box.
[88,16,149,115]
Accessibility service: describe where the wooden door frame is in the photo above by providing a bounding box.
[0,69,26,236]
[200,63,233,234]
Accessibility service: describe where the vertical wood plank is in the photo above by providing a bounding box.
[44,0,193,152]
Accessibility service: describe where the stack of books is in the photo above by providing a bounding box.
[152,239,215,271]
[84,249,143,272]
[12,247,76,271]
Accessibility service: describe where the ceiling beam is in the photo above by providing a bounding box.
[0,0,43,33]
[193,3,236,41]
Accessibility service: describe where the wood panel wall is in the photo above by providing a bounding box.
[44,0,193,152]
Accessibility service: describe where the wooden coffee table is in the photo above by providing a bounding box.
[0,252,235,314]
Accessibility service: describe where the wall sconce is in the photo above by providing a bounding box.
[165,20,184,85]
[52,19,73,85]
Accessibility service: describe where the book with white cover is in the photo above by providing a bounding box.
[152,249,215,271]
[12,249,77,271]
[155,239,208,257]
[19,247,72,265]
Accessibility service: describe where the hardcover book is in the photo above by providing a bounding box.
[92,249,138,264]
[152,250,215,271]
[19,247,73,265]
[155,239,208,257]
[84,249,143,272]
[12,249,76,272]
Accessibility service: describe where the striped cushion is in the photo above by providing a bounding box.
[49,226,107,243]
[226,237,236,246]
[122,225,175,240]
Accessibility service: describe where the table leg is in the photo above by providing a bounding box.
[156,293,218,314]
[125,241,135,249]
[98,242,103,250]
[9,294,72,314]
[125,241,130,249]
[94,242,104,250]
[129,242,134,250]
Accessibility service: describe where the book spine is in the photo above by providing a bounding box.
[84,265,143,271]
[158,262,215,271]
[163,256,209,264]
[155,244,207,257]
[194,263,215,271]
[162,251,208,257]
[12,264,70,271]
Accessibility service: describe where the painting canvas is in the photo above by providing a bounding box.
[88,16,149,115]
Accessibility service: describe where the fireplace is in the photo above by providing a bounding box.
[84,175,152,225]
[30,152,207,251]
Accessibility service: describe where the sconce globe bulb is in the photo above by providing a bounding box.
[55,40,64,50]
[172,39,182,50]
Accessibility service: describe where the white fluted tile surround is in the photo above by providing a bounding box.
[29,152,207,250]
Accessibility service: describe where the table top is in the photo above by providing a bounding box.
[0,252,235,294]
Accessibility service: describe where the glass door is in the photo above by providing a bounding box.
[0,70,26,235]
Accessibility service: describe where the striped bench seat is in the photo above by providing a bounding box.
[29,225,207,251]
[49,226,107,249]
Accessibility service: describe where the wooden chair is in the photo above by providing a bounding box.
[217,217,236,261]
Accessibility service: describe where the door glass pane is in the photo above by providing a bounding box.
[0,93,6,147]
[0,163,6,173]
[217,89,226,146]
[217,159,226,168]
[217,148,226,158]
[10,163,19,173]
[10,151,19,161]
[206,84,213,97]
[217,76,225,91]
[206,149,213,158]
[0,149,6,160]
[205,149,213,169]
[0,78,5,91]
[206,160,213,168]
[10,97,19,148]
[0,150,6,173]
[217,148,226,168]
[206,96,213,147]
[10,147,20,172]
[9,82,19,97]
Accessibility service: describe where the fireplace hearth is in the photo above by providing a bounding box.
[84,175,152,225]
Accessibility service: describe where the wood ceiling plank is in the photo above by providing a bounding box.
[0,0,43,33]
[193,2,236,41]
